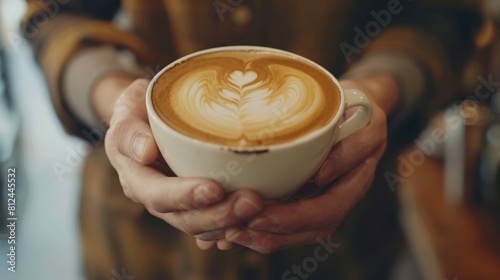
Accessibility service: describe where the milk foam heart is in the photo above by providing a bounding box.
[153,50,340,148]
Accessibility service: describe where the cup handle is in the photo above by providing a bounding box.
[334,89,372,143]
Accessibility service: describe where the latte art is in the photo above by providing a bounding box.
[153,51,340,147]
[173,67,323,145]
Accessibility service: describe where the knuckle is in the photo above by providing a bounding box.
[111,119,136,158]
[208,202,237,229]
[131,78,150,89]
[123,79,148,102]
[192,185,222,209]
[112,79,149,115]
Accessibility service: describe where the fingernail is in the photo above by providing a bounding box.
[226,229,253,246]
[193,185,220,208]
[248,217,277,231]
[131,133,149,161]
[316,155,339,186]
[234,198,261,219]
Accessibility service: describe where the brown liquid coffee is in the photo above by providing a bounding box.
[152,50,340,147]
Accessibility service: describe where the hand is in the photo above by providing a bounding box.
[218,77,397,253]
[101,77,265,248]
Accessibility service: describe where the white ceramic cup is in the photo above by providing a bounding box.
[146,46,372,199]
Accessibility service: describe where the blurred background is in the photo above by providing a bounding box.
[0,0,83,279]
[0,0,499,279]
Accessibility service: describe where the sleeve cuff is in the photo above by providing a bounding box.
[62,45,146,128]
[342,51,428,130]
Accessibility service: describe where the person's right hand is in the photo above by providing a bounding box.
[101,78,264,249]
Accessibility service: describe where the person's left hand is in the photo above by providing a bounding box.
[195,78,393,252]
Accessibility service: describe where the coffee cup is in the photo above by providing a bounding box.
[146,46,372,199]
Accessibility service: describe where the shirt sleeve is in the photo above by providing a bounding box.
[62,45,146,129]
[343,0,483,129]
[342,50,427,130]
[21,0,155,137]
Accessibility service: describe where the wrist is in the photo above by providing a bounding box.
[91,73,137,124]
[343,75,400,117]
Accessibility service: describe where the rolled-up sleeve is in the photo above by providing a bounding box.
[62,46,146,128]
[344,0,483,128]
[21,0,155,137]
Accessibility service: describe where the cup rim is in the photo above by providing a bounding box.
[146,45,345,152]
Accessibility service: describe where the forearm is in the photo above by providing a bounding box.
[342,75,400,117]
[92,74,138,124]
[343,1,483,129]
[342,50,426,129]
[22,1,154,138]
[62,46,147,129]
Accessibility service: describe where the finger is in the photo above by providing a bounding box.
[158,189,264,235]
[106,116,160,164]
[313,105,386,186]
[216,239,239,251]
[109,79,150,125]
[105,79,160,165]
[226,228,340,254]
[111,157,224,212]
[196,238,239,251]
[195,230,226,241]
[248,146,384,234]
[196,239,216,250]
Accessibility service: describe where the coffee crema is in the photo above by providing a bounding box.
[152,50,340,148]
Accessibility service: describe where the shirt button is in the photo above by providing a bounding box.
[231,5,253,26]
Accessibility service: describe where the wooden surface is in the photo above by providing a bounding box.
[398,148,500,280]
